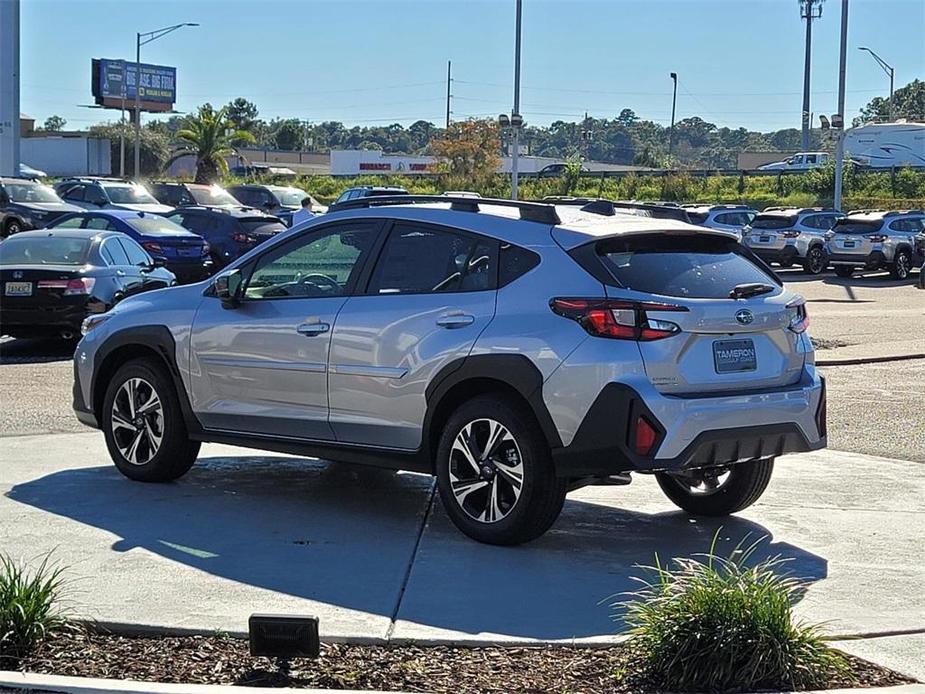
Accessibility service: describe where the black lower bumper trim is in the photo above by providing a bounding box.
[753,246,800,264]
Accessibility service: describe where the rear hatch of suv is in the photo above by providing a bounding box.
[828,218,882,258]
[744,213,797,252]
[566,232,807,395]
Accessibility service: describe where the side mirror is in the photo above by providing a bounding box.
[213,269,243,308]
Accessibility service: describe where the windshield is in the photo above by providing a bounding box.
[125,217,193,236]
[272,187,312,207]
[751,214,796,230]
[596,234,778,299]
[103,184,159,205]
[191,186,241,206]
[4,182,62,203]
[0,237,91,265]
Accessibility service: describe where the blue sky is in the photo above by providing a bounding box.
[19,0,925,133]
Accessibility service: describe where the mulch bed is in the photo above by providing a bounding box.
[9,629,917,693]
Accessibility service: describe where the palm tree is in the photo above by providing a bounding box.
[171,104,256,183]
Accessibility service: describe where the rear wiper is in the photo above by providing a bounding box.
[729,282,775,299]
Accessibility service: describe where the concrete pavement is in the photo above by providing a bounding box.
[1,432,923,676]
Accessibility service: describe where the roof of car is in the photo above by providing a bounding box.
[59,209,153,219]
[681,204,756,212]
[760,207,840,215]
[167,205,283,220]
[323,199,732,251]
[842,209,925,220]
[5,228,121,241]
[0,177,46,185]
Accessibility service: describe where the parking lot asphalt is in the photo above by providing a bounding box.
[1,433,923,676]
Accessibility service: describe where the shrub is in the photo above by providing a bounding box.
[617,536,849,692]
[0,553,68,667]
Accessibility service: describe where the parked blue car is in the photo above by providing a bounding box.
[45,210,212,284]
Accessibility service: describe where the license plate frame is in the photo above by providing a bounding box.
[843,241,855,248]
[4,281,33,297]
[713,339,757,374]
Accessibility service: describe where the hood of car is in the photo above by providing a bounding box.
[111,203,174,214]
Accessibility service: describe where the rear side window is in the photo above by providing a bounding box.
[499,243,540,286]
[101,238,130,265]
[751,214,796,229]
[594,234,779,299]
[119,238,151,266]
[715,212,751,226]
[687,212,709,225]
[368,223,497,295]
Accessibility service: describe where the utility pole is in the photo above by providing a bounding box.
[668,72,678,158]
[800,0,824,151]
[833,0,848,211]
[0,0,21,178]
[134,32,141,178]
[445,60,452,129]
[511,0,522,200]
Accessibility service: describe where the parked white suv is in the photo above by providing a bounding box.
[55,178,173,215]
[743,207,844,274]
[825,209,925,280]
[682,204,757,240]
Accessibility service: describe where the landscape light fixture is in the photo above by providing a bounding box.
[248,613,320,659]
[133,22,198,178]
[858,47,895,122]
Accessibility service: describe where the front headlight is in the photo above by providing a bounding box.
[81,313,111,336]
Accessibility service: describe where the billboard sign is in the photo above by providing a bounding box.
[92,58,176,112]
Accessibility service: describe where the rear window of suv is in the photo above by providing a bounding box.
[751,214,796,229]
[594,234,779,299]
[831,219,882,234]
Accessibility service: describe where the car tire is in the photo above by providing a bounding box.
[802,246,827,275]
[890,250,912,280]
[3,219,22,238]
[102,358,200,483]
[436,395,567,545]
[655,458,774,516]
[835,266,854,278]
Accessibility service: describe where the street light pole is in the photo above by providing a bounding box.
[511,0,522,200]
[133,22,198,179]
[799,0,824,151]
[859,47,895,122]
[669,72,677,159]
[833,0,848,211]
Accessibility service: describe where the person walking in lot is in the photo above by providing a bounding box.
[291,197,316,227]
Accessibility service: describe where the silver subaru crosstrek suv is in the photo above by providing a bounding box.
[743,207,844,275]
[825,209,925,280]
[72,196,826,545]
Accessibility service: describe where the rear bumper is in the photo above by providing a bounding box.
[752,245,801,264]
[827,250,887,269]
[550,374,826,476]
[0,302,95,337]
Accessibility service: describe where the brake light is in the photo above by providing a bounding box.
[787,302,809,333]
[142,241,163,254]
[867,234,888,243]
[781,230,801,238]
[36,278,95,295]
[232,232,257,244]
[633,416,659,456]
[550,298,686,341]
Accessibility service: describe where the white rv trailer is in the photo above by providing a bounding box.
[844,121,925,168]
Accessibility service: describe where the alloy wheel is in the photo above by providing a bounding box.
[668,467,731,496]
[110,377,164,465]
[808,248,825,274]
[449,418,524,523]
[896,253,910,279]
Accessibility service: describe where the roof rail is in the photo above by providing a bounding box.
[884,209,925,217]
[59,175,132,183]
[331,195,562,225]
[847,208,887,215]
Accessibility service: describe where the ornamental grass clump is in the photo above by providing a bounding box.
[0,553,68,667]
[618,536,850,692]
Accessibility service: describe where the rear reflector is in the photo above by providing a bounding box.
[633,416,658,456]
[550,298,685,341]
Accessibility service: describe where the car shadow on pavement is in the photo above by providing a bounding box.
[0,336,76,365]
[7,455,828,641]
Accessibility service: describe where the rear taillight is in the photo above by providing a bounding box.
[37,278,95,295]
[787,301,809,333]
[232,232,257,244]
[781,230,801,238]
[142,241,163,254]
[550,298,686,341]
[867,234,888,243]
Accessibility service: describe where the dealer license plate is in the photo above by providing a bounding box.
[713,339,757,374]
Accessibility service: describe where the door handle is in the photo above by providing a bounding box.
[297,322,330,336]
[115,270,126,277]
[436,313,475,328]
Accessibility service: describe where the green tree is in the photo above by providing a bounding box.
[856,79,925,125]
[172,104,257,183]
[431,118,501,188]
[41,115,67,131]
[273,119,305,151]
[225,97,259,132]
[89,122,171,177]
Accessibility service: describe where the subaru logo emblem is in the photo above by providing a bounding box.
[12,271,23,279]
[735,309,754,325]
